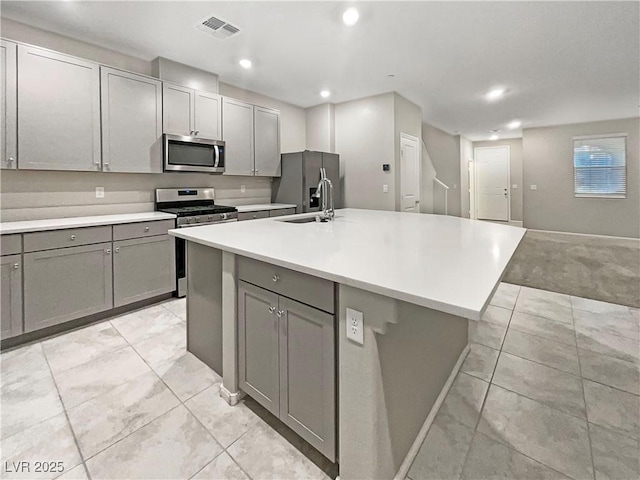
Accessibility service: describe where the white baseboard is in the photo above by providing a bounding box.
[393,344,471,480]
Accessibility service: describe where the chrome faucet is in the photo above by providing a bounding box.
[313,167,335,221]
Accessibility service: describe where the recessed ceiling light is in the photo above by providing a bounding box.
[508,120,522,129]
[490,134,499,141]
[320,90,331,98]
[490,129,502,133]
[342,7,359,26]
[239,59,252,69]
[486,88,505,100]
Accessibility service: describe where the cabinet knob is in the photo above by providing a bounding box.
[194,130,199,136]
[115,247,120,253]
[252,215,257,219]
[12,263,19,269]
[255,170,259,174]
[144,226,150,232]
[105,249,111,254]
[268,306,276,314]
[272,274,279,282]
[277,310,284,318]
[7,157,15,165]
[70,235,76,241]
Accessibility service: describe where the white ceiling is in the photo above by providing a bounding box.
[1,1,638,141]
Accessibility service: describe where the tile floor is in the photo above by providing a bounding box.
[1,298,329,480]
[408,283,640,480]
[2,285,638,480]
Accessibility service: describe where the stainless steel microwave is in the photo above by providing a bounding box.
[163,134,225,174]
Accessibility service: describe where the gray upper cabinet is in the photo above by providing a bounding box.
[238,280,280,415]
[1,40,17,170]
[113,234,175,307]
[222,97,254,176]
[194,90,222,140]
[23,242,113,333]
[254,106,281,177]
[278,296,335,461]
[1,254,23,339]
[101,67,162,173]
[18,45,101,171]
[163,82,193,136]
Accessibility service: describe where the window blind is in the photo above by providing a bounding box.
[573,135,626,198]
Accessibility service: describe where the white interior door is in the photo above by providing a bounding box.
[475,146,510,221]
[400,133,420,212]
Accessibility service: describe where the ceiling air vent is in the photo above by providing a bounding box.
[197,15,240,39]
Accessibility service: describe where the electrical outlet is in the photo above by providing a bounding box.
[383,184,389,193]
[346,308,364,345]
[512,184,518,189]
[240,185,246,193]
[530,184,538,190]
[95,187,105,198]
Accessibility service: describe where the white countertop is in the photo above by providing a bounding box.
[235,203,297,213]
[0,212,177,235]
[170,209,526,320]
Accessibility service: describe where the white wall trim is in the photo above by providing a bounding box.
[393,343,471,480]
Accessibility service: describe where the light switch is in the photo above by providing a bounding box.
[95,187,105,198]
[512,184,518,189]
[530,185,537,190]
[346,308,364,345]
[383,184,389,193]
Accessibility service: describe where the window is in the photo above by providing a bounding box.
[573,134,627,198]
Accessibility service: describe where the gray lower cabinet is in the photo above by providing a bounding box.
[238,279,336,461]
[113,235,175,307]
[239,281,280,414]
[1,254,23,339]
[23,242,113,333]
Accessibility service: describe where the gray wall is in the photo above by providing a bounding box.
[0,18,307,221]
[422,123,461,216]
[335,93,396,211]
[393,93,422,211]
[523,117,639,238]
[305,103,335,153]
[459,136,473,219]
[473,138,524,222]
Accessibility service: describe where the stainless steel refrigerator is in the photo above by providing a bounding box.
[272,150,342,213]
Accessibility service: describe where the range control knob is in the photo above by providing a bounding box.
[208,215,213,221]
[194,216,200,223]
[221,213,228,220]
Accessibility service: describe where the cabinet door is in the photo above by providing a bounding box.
[113,235,176,307]
[1,254,23,339]
[254,106,280,177]
[238,280,280,415]
[23,243,113,333]
[222,97,254,176]
[279,296,335,461]
[18,45,101,171]
[194,91,222,140]
[163,83,194,136]
[1,40,17,170]
[101,67,162,173]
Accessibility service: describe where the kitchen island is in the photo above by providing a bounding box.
[170,208,525,480]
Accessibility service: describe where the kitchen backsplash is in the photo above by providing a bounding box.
[0,170,272,222]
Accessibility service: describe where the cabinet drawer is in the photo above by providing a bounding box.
[1,235,22,256]
[238,211,270,221]
[269,208,296,218]
[238,256,334,313]
[24,226,112,252]
[113,220,175,240]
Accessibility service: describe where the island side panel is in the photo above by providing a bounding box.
[221,250,241,404]
[338,284,468,480]
[186,241,223,375]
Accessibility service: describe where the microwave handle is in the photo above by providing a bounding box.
[214,145,220,168]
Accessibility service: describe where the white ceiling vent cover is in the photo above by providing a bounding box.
[197,15,240,39]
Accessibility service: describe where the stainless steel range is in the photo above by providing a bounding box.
[155,188,238,296]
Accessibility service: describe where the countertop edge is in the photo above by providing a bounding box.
[0,212,177,235]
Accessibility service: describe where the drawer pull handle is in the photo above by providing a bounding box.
[272,274,279,282]
[70,235,76,240]
[276,310,284,318]
[105,249,111,254]
[268,306,276,313]
[144,226,150,232]
[12,263,19,269]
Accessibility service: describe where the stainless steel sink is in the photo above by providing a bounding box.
[282,216,322,224]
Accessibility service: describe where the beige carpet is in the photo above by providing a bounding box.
[503,230,640,308]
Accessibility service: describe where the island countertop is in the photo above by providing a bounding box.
[170,208,526,319]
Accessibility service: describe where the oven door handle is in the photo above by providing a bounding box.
[178,219,238,228]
